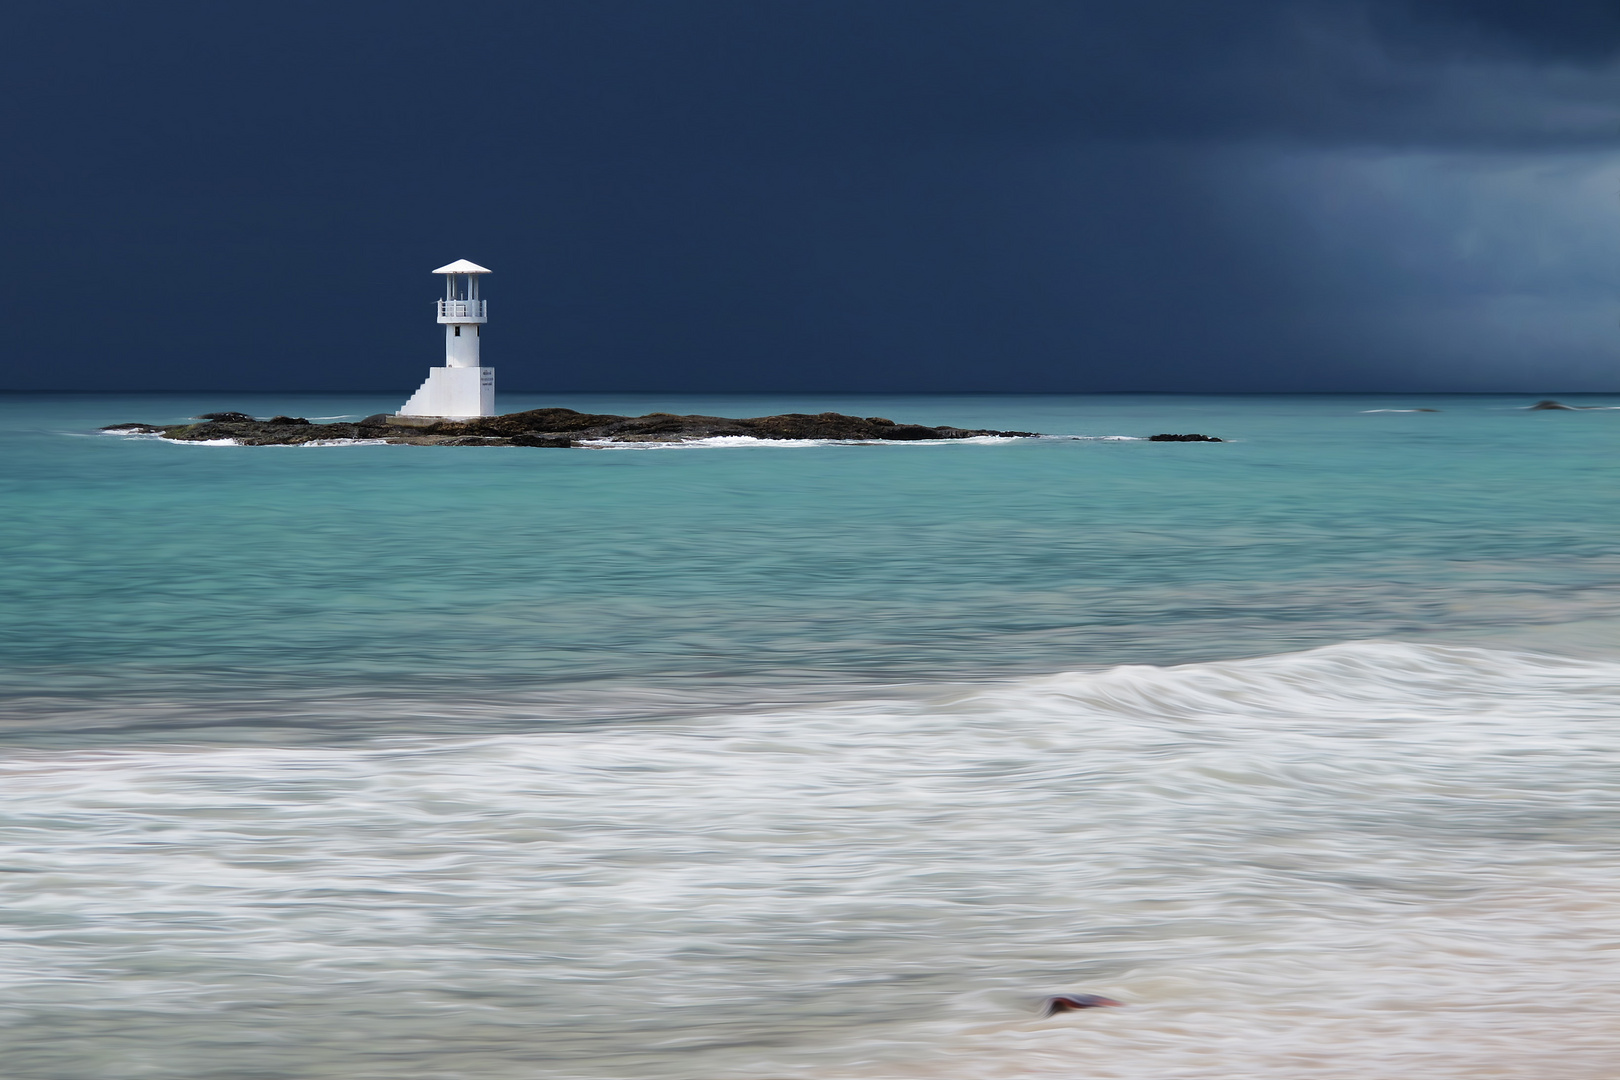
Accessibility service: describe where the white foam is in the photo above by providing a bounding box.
[96,427,165,438]
[287,438,391,447]
[142,436,390,447]
[6,642,1619,1078]
[580,434,1027,449]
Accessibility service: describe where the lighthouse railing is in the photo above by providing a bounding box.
[436,300,487,322]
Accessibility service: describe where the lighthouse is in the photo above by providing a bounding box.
[397,259,495,418]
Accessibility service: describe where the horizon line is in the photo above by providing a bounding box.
[4,388,1619,397]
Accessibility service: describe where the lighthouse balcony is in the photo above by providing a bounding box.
[436,299,488,323]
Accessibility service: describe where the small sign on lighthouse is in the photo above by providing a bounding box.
[397,259,495,418]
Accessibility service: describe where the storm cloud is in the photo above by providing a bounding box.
[2,0,1617,392]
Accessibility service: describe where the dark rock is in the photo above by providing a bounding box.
[101,422,165,433]
[866,417,895,425]
[459,408,1027,442]
[512,434,575,448]
[196,411,255,422]
[1414,408,1440,412]
[1530,400,1579,410]
[266,416,310,425]
[358,414,392,426]
[1148,433,1223,442]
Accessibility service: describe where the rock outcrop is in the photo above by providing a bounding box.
[1526,400,1618,411]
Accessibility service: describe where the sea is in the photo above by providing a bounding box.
[3,392,1619,1079]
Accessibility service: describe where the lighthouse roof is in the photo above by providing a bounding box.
[432,259,492,275]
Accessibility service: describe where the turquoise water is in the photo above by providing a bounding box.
[9,393,1620,716]
[4,394,1620,1078]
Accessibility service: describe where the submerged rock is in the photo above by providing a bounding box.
[1148,433,1223,442]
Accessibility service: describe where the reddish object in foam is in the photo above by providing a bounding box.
[1043,994,1124,1015]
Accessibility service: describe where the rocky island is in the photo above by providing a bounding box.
[103,408,1042,447]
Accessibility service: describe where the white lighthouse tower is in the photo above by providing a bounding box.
[397,259,495,418]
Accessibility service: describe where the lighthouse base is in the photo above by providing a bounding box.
[398,366,495,419]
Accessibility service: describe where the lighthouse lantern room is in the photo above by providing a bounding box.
[397,259,495,418]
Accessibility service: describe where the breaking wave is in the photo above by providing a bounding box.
[4,641,1620,1078]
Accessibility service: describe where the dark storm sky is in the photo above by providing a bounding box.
[4,0,1620,393]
